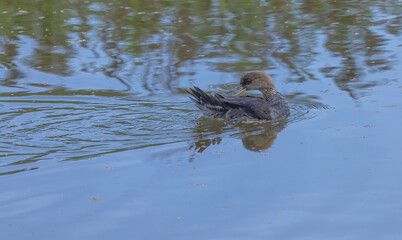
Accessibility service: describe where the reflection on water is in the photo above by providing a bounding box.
[239,120,287,152]
[1,0,400,94]
[189,92,327,154]
[191,118,288,153]
[1,1,402,239]
[0,0,401,174]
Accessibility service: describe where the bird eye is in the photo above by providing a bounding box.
[241,77,252,87]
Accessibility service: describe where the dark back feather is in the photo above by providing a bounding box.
[187,87,289,120]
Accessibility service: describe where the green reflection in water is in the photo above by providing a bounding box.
[0,0,401,174]
[0,0,400,94]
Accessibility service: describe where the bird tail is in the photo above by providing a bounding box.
[186,87,226,117]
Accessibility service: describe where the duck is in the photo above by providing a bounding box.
[187,71,290,120]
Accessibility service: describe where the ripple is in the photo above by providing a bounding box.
[0,94,198,174]
[0,89,329,175]
[288,96,329,124]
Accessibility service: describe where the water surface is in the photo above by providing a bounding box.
[1,0,402,239]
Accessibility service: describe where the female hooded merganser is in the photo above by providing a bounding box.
[187,71,289,120]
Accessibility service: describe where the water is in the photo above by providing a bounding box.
[1,0,402,239]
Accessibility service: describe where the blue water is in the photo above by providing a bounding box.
[1,0,402,239]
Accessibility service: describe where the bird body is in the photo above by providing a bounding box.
[187,71,290,120]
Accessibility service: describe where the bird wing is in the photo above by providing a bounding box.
[222,96,270,119]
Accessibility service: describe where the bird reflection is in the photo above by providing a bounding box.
[190,118,287,156]
[240,121,285,152]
